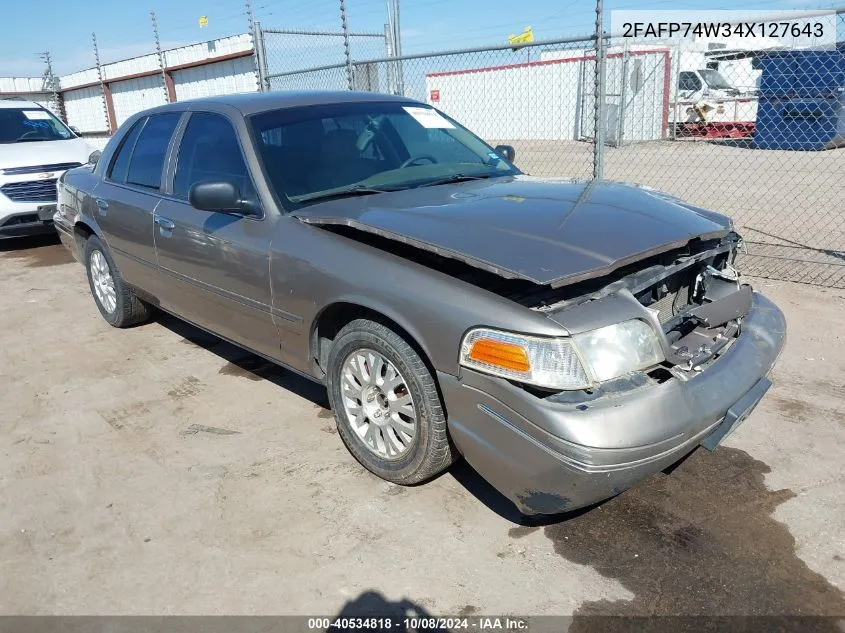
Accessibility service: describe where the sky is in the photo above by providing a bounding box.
[0,0,840,77]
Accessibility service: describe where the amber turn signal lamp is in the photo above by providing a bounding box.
[468,338,531,373]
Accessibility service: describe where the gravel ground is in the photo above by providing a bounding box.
[1,234,843,619]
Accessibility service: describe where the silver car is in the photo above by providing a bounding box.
[55,92,786,516]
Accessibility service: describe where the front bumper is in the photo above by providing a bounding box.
[0,212,56,238]
[440,292,786,515]
[0,199,59,239]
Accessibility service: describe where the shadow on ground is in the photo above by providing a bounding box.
[0,233,72,267]
[156,311,330,409]
[539,447,845,626]
[328,590,447,632]
[452,440,845,621]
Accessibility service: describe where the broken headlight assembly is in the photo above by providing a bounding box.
[459,320,664,390]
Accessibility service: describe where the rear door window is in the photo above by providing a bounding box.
[173,112,255,201]
[125,113,181,190]
[107,118,146,183]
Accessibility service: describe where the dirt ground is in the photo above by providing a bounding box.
[1,234,844,619]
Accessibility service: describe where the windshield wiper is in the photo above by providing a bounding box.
[417,173,496,188]
[292,184,396,204]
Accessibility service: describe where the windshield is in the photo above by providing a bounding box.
[249,101,518,208]
[698,69,735,91]
[0,108,75,144]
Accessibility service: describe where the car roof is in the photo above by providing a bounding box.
[147,90,419,116]
[0,99,45,109]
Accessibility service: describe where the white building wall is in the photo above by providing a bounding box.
[60,68,101,90]
[173,56,258,100]
[3,34,256,137]
[426,51,668,143]
[164,34,253,67]
[3,93,54,110]
[63,86,108,132]
[103,54,161,82]
[0,77,46,93]
[111,76,168,127]
[0,78,55,112]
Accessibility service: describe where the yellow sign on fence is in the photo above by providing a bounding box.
[508,26,534,47]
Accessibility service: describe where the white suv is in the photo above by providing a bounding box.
[1,99,95,239]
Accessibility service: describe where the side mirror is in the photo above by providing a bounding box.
[88,150,102,166]
[189,181,260,216]
[494,144,516,163]
[70,126,81,135]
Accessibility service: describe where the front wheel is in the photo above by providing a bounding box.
[84,235,150,328]
[326,319,456,485]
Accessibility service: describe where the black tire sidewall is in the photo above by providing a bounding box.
[327,325,436,482]
[84,235,126,326]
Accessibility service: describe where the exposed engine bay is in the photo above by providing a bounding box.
[315,223,750,382]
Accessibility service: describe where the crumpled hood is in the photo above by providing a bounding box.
[0,137,93,171]
[295,176,733,288]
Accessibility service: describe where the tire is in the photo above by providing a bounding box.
[84,235,150,328]
[326,318,456,485]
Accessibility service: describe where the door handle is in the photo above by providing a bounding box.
[95,198,108,215]
[155,215,175,237]
[154,216,175,231]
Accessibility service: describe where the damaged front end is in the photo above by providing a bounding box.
[537,232,754,386]
[308,213,754,389]
[439,232,785,515]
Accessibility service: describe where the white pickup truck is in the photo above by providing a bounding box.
[673,67,758,133]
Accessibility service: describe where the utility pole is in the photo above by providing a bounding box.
[150,11,171,103]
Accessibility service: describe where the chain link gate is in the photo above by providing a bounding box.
[257,9,844,288]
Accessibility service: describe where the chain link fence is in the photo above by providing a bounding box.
[260,29,388,92]
[259,9,845,288]
[603,12,845,288]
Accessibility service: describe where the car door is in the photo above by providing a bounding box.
[95,112,182,294]
[152,110,280,360]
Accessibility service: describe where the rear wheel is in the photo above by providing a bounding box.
[326,318,456,485]
[84,235,150,328]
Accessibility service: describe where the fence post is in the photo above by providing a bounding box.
[392,0,404,94]
[150,11,170,104]
[592,0,606,180]
[340,0,354,90]
[384,23,395,94]
[617,37,630,147]
[92,32,115,134]
[671,37,682,139]
[40,51,66,123]
[254,21,271,92]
